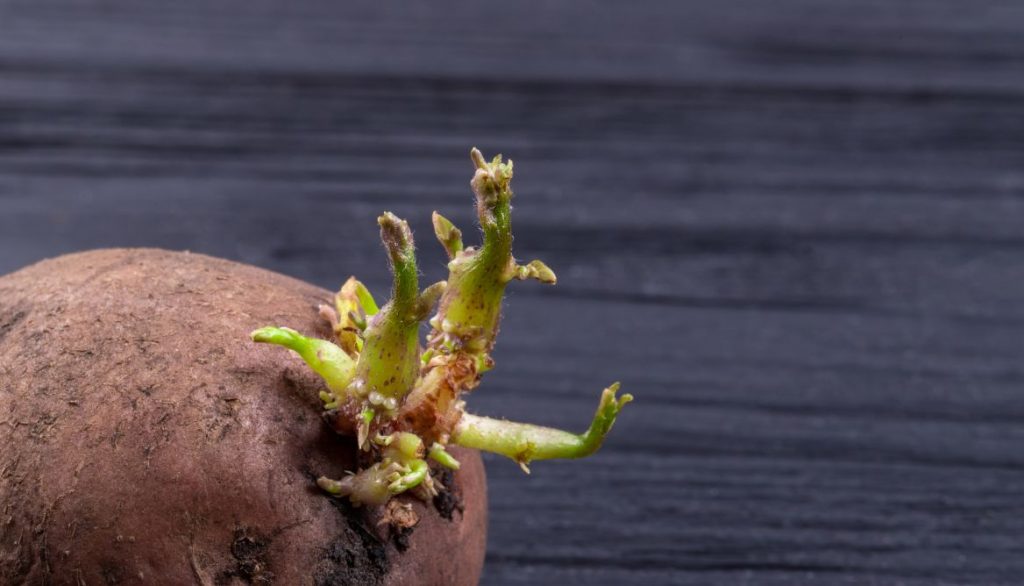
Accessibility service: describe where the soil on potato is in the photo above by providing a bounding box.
[0,249,487,586]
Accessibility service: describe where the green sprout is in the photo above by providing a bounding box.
[253,148,632,505]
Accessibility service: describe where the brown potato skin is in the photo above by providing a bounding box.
[0,249,487,586]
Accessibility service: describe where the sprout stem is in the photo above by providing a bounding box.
[332,277,378,356]
[351,213,424,408]
[451,384,632,468]
[431,149,517,347]
[251,327,355,395]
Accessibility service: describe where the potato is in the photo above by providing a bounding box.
[0,248,486,585]
[0,149,633,585]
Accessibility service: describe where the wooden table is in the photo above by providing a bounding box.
[2,2,1022,584]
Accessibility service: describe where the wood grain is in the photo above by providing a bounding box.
[2,1,1023,584]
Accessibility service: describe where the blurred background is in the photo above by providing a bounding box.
[3,1,1024,584]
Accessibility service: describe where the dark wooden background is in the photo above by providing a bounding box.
[2,1,1024,584]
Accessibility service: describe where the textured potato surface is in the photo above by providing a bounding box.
[0,249,486,585]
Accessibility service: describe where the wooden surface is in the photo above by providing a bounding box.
[2,1,1023,584]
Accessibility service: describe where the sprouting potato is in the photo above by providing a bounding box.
[0,149,628,585]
